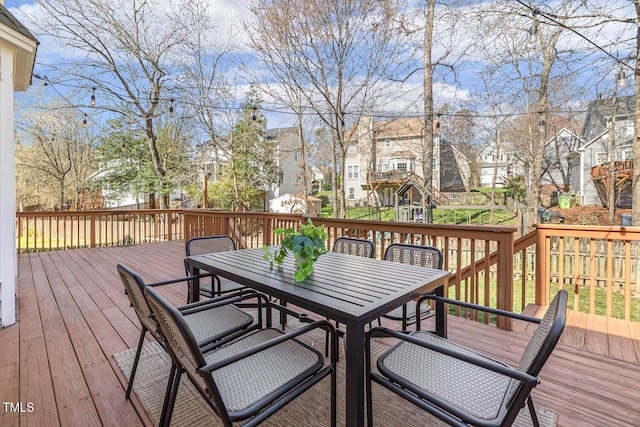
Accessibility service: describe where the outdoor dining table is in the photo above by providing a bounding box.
[186,247,450,427]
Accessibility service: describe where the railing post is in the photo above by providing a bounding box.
[535,225,549,306]
[263,215,272,246]
[495,230,514,331]
[90,212,96,248]
[167,212,173,241]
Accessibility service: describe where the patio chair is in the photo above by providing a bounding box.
[185,236,245,298]
[144,285,338,427]
[117,263,267,401]
[366,289,568,427]
[332,236,375,258]
[327,237,375,357]
[379,243,444,329]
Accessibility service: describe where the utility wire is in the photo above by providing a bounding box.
[515,0,636,72]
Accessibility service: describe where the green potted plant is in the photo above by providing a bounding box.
[262,218,328,282]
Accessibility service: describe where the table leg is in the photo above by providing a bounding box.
[344,320,366,427]
[434,281,447,338]
[188,264,200,304]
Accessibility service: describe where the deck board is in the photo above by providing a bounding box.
[17,254,58,427]
[1,241,639,427]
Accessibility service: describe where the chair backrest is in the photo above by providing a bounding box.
[144,286,225,412]
[332,237,375,258]
[383,243,443,269]
[185,235,236,257]
[518,289,568,376]
[117,263,157,335]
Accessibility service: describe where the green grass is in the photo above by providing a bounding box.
[432,208,518,226]
[447,276,640,323]
[320,204,518,225]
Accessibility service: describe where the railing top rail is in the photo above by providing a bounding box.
[536,223,640,239]
[17,209,183,217]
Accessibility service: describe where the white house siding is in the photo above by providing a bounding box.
[0,4,38,327]
[0,43,17,326]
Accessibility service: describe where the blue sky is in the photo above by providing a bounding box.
[7,0,637,134]
[5,0,34,7]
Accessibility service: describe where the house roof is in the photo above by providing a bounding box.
[0,4,38,91]
[346,116,440,141]
[581,95,635,139]
[390,150,417,158]
[265,127,296,139]
[0,4,37,42]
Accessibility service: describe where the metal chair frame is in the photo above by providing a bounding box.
[145,285,338,427]
[117,264,267,401]
[185,236,245,298]
[380,243,444,330]
[366,290,568,427]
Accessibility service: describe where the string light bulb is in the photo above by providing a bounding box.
[82,113,88,128]
[169,99,175,118]
[90,87,96,106]
[528,10,539,45]
[616,67,627,87]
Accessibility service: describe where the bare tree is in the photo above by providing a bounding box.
[33,0,206,208]
[246,0,409,218]
[16,109,95,209]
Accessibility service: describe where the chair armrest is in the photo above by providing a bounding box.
[146,272,215,288]
[200,320,336,373]
[366,327,538,384]
[416,294,541,325]
[178,289,268,315]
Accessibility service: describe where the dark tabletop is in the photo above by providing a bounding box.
[187,247,450,325]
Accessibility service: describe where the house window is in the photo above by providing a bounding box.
[384,139,391,148]
[623,149,633,160]
[627,122,635,136]
[347,144,356,154]
[432,158,439,170]
[381,163,390,172]
[596,152,608,164]
[347,165,359,179]
[397,163,407,171]
[348,187,356,200]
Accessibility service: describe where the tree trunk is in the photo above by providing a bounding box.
[632,3,640,226]
[144,116,167,209]
[609,93,618,222]
[490,132,500,224]
[422,0,435,191]
[297,113,310,214]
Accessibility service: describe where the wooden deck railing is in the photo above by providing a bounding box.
[183,210,517,330]
[17,209,640,326]
[534,224,640,322]
[16,210,184,252]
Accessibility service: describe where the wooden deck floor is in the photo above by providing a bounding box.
[1,241,640,426]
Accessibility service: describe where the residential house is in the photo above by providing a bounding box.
[568,95,635,206]
[541,128,583,194]
[476,140,526,188]
[344,116,469,207]
[0,2,38,327]
[477,128,582,200]
[266,127,308,200]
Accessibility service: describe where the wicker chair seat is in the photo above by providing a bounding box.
[378,331,516,421]
[197,278,245,296]
[203,329,324,414]
[382,300,433,321]
[184,304,253,344]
